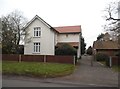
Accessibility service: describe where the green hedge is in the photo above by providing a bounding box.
[55,43,77,56]
[96,53,110,67]
[55,43,78,63]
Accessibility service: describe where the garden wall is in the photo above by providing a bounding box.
[46,55,74,64]
[2,54,75,64]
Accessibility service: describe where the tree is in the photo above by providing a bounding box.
[97,33,104,40]
[103,1,120,57]
[81,37,86,55]
[2,20,16,53]
[1,10,27,54]
[103,1,120,44]
[104,1,120,21]
[86,46,93,55]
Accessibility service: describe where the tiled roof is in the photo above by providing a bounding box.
[56,42,79,47]
[54,25,81,33]
[93,40,120,49]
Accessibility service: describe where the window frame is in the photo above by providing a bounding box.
[33,42,40,53]
[33,27,41,37]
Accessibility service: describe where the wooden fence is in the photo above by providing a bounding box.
[111,56,120,65]
[2,54,75,65]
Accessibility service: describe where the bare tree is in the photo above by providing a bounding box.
[103,1,120,44]
[104,1,120,21]
[1,10,28,54]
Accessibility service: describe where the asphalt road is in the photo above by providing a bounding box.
[2,77,98,87]
[3,78,75,87]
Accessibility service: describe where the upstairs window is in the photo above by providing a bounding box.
[34,27,41,37]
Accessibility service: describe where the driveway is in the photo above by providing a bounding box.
[46,55,118,87]
[2,55,118,87]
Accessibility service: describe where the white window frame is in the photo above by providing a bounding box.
[34,27,41,37]
[34,42,40,53]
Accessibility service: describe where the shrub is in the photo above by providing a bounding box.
[105,57,110,67]
[55,43,77,56]
[116,51,120,57]
[96,53,109,61]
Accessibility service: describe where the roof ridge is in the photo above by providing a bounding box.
[54,25,81,28]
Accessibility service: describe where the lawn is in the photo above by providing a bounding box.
[2,61,75,78]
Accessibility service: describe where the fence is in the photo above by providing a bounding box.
[2,54,75,65]
[111,56,120,65]
[106,56,119,67]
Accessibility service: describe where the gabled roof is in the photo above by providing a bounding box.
[93,40,120,50]
[24,15,82,34]
[24,15,58,32]
[54,25,81,33]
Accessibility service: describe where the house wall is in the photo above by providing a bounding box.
[57,33,80,42]
[24,18,55,55]
[54,32,58,45]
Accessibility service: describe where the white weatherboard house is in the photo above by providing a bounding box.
[24,15,82,58]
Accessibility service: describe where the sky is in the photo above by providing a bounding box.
[0,0,118,48]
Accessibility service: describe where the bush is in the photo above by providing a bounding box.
[105,57,110,67]
[55,43,77,56]
[96,53,109,61]
[116,51,120,57]
[55,43,77,64]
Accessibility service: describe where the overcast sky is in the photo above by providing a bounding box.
[0,0,118,48]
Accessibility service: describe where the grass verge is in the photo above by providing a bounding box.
[112,65,120,72]
[2,61,74,78]
[99,61,120,72]
[99,61,106,65]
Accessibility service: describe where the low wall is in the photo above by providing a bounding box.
[2,54,19,61]
[2,54,74,64]
[21,55,44,62]
[46,55,74,64]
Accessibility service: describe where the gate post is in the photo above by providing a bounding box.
[44,55,46,63]
[73,56,76,66]
[109,56,112,68]
[19,54,21,62]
